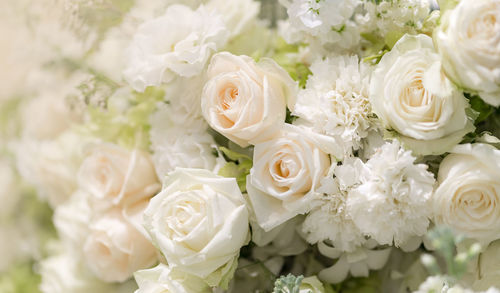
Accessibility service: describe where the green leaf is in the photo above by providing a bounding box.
[467,94,494,124]
[217,147,253,192]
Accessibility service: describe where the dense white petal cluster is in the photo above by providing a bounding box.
[347,141,435,247]
[294,55,372,155]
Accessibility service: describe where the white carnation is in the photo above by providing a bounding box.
[123,4,229,92]
[294,55,372,155]
[347,141,435,246]
[302,158,366,252]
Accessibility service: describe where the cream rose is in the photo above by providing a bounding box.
[370,34,474,156]
[433,143,500,245]
[77,144,160,210]
[246,124,340,231]
[83,209,157,283]
[201,52,297,147]
[143,168,249,287]
[434,0,500,106]
[134,263,210,293]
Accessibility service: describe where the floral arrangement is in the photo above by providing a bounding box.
[1,0,500,292]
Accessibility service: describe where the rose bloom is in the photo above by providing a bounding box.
[201,52,297,147]
[134,263,210,293]
[246,124,340,231]
[433,143,500,245]
[83,209,157,283]
[77,143,160,211]
[434,0,500,106]
[143,168,249,287]
[370,34,474,155]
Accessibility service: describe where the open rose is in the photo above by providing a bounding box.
[77,144,160,211]
[83,209,157,282]
[246,124,340,231]
[370,34,474,155]
[434,0,500,106]
[433,143,500,245]
[201,52,297,147]
[143,168,249,287]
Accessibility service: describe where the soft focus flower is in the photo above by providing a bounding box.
[370,34,474,155]
[246,124,339,231]
[347,140,435,246]
[299,276,325,293]
[134,263,210,293]
[201,52,296,147]
[83,209,157,283]
[433,143,500,246]
[294,55,372,155]
[77,143,160,211]
[281,0,360,49]
[434,0,500,106]
[39,252,120,293]
[207,0,260,37]
[317,239,392,284]
[143,168,249,287]
[14,131,93,207]
[123,4,229,92]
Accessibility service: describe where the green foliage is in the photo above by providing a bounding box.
[422,226,481,284]
[218,147,253,192]
[83,86,165,150]
[286,108,299,124]
[466,94,494,124]
[273,274,304,293]
[272,39,312,89]
[0,262,41,293]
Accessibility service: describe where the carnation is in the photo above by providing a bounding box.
[346,140,435,247]
[302,159,366,252]
[294,55,372,155]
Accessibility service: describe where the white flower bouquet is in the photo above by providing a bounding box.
[1,0,500,292]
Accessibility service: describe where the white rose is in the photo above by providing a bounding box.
[123,4,229,92]
[470,240,500,290]
[370,34,474,155]
[77,144,160,211]
[434,0,500,106]
[201,52,297,147]
[134,263,210,293]
[246,124,340,231]
[143,168,249,287]
[83,209,157,283]
[433,143,500,245]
